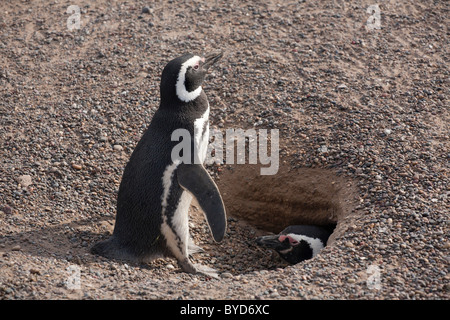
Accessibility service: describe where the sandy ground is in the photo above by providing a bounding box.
[0,0,448,300]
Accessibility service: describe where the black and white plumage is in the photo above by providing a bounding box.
[91,52,226,277]
[255,225,333,264]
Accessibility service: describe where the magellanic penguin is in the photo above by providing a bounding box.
[91,52,226,277]
[255,225,333,264]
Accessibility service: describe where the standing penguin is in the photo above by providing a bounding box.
[91,53,226,277]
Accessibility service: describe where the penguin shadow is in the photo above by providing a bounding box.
[0,216,172,274]
[0,217,119,266]
[1,213,309,279]
[0,212,278,276]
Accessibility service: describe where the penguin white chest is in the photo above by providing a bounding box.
[194,105,210,164]
[159,106,210,261]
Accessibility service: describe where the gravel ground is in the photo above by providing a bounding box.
[0,0,449,300]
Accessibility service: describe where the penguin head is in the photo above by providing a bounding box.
[160,52,223,105]
[256,233,313,264]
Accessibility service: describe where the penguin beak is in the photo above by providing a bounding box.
[256,235,283,250]
[202,52,223,70]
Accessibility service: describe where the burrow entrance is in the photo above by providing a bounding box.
[215,163,357,248]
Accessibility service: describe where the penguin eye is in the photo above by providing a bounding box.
[193,63,200,70]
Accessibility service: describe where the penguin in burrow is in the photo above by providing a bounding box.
[255,225,334,264]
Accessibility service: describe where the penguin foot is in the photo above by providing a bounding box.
[193,264,220,279]
[188,242,205,256]
[179,259,198,274]
[179,259,219,279]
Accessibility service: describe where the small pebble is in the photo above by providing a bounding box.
[142,6,152,14]
[30,269,41,275]
[345,241,354,248]
[1,205,13,215]
[72,164,82,170]
[17,175,32,187]
[113,145,123,152]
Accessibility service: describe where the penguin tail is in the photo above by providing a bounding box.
[91,236,147,263]
[90,236,131,260]
[90,237,115,257]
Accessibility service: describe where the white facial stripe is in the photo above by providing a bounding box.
[286,233,324,257]
[176,56,203,102]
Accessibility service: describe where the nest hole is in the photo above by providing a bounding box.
[216,163,357,248]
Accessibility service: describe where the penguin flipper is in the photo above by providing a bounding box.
[177,163,226,242]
